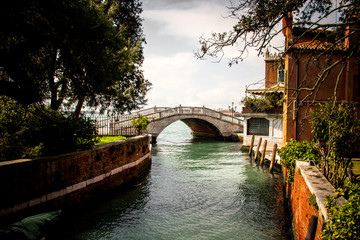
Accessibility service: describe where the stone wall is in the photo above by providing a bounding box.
[0,135,152,218]
[286,161,345,240]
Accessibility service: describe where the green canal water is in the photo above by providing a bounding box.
[50,121,291,239]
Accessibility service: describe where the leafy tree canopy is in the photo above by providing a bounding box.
[196,0,360,65]
[0,0,151,116]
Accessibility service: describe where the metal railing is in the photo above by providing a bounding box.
[90,106,242,136]
[89,115,136,136]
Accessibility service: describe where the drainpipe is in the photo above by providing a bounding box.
[293,56,299,140]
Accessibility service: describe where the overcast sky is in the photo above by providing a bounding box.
[141,0,269,111]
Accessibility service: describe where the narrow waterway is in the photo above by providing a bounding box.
[50,121,290,240]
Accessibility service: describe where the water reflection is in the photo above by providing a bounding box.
[49,121,291,240]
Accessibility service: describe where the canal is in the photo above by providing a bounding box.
[50,121,291,239]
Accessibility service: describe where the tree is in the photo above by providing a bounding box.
[0,0,150,117]
[311,100,360,187]
[196,0,359,67]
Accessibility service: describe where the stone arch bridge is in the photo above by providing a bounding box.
[94,106,243,143]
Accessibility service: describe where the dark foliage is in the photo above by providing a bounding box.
[0,96,98,161]
[0,0,150,116]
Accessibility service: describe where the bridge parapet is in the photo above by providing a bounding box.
[92,106,243,136]
[138,106,242,125]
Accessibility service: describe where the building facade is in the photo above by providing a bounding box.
[242,52,284,147]
[282,13,360,144]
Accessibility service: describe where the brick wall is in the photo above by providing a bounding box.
[286,161,344,240]
[0,135,152,218]
[290,166,324,240]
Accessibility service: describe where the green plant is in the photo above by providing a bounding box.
[0,96,98,161]
[26,108,99,156]
[264,92,283,108]
[241,92,283,112]
[0,96,42,160]
[278,140,320,183]
[308,193,318,209]
[311,100,360,188]
[322,182,360,240]
[131,114,151,135]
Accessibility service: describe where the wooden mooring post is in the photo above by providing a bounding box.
[260,140,267,165]
[254,137,262,161]
[269,144,277,172]
[248,135,254,156]
[305,215,318,240]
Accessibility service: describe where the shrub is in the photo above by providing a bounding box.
[241,92,283,112]
[0,96,98,161]
[264,92,283,108]
[241,96,268,112]
[278,140,320,183]
[27,109,99,156]
[131,114,151,135]
[0,96,42,160]
[322,182,360,240]
[311,100,360,187]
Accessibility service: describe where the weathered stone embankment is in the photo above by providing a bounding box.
[0,134,152,219]
[285,161,345,240]
[246,141,344,240]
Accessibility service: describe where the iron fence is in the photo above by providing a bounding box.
[89,115,136,136]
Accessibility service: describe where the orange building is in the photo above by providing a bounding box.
[265,51,284,89]
[282,13,360,144]
[246,51,284,96]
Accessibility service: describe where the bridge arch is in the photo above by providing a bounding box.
[146,115,224,142]
[143,106,243,143]
[97,106,243,142]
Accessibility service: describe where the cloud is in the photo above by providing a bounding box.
[141,0,276,110]
[143,52,197,86]
[143,55,262,108]
[143,52,199,106]
[143,3,236,40]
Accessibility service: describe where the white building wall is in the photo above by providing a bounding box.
[243,113,283,149]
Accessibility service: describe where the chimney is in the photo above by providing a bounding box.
[283,12,293,49]
[344,15,359,50]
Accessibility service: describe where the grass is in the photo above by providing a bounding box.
[95,136,127,145]
[353,160,360,175]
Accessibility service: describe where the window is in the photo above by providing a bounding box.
[277,65,284,83]
[247,118,269,136]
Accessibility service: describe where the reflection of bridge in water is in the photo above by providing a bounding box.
[94,106,243,143]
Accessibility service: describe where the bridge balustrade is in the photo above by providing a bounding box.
[91,106,242,136]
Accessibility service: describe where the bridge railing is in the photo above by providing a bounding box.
[91,106,242,136]
[90,115,136,136]
[137,106,242,126]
